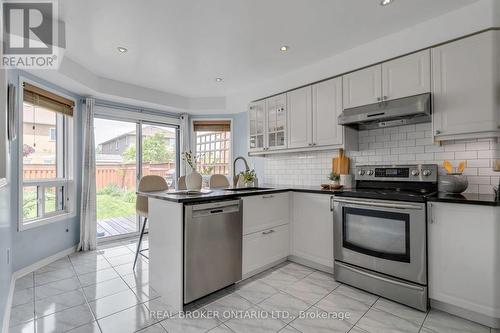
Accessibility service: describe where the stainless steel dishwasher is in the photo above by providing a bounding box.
[184,199,242,303]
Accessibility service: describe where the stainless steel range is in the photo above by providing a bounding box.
[332,164,438,311]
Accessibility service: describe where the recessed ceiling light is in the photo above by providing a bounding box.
[380,0,394,6]
[215,77,223,82]
[117,46,128,53]
[280,45,289,52]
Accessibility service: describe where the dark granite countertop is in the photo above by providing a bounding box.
[427,192,500,206]
[138,185,500,206]
[137,185,342,203]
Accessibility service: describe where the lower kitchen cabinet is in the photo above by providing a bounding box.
[242,224,289,276]
[290,193,334,271]
[242,192,289,235]
[427,202,500,327]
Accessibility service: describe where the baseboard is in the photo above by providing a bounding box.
[288,255,333,274]
[3,245,77,332]
[241,258,288,281]
[13,246,77,280]
[430,299,500,329]
[2,275,15,333]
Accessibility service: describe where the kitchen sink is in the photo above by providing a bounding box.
[224,187,273,191]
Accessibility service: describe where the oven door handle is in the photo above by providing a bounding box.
[333,197,422,210]
[336,262,425,291]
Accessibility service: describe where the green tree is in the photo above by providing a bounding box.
[123,133,174,163]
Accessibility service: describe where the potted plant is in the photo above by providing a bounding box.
[182,151,203,191]
[328,172,340,186]
[239,169,257,188]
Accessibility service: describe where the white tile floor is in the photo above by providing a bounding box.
[9,239,496,333]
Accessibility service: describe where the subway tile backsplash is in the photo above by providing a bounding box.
[263,123,500,194]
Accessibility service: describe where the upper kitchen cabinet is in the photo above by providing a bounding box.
[266,94,287,151]
[342,65,382,109]
[248,100,266,152]
[287,78,351,150]
[432,31,500,140]
[313,77,343,147]
[287,86,312,149]
[343,51,431,110]
[382,50,431,101]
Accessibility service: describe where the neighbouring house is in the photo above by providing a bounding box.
[22,102,58,165]
[98,125,176,155]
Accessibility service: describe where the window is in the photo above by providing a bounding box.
[48,128,56,141]
[193,120,231,177]
[20,81,75,230]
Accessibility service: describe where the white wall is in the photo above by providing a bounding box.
[226,0,497,114]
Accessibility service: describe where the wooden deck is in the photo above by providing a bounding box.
[97,216,138,238]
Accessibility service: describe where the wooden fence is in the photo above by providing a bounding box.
[23,163,176,191]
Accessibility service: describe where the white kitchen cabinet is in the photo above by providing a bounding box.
[287,86,312,149]
[382,50,430,101]
[432,31,500,140]
[342,65,382,109]
[242,192,289,235]
[427,202,500,327]
[248,100,266,152]
[312,78,343,147]
[242,224,289,276]
[266,94,287,151]
[290,193,333,270]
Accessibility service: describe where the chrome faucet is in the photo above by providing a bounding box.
[233,156,250,187]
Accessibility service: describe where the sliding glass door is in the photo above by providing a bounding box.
[94,117,179,241]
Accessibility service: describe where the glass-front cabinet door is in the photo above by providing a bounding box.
[248,100,266,152]
[266,94,287,150]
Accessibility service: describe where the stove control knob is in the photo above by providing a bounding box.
[358,169,365,176]
[411,170,420,177]
[367,170,374,176]
[422,169,432,177]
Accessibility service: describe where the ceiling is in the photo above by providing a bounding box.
[60,0,479,99]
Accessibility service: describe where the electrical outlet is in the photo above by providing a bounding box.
[6,248,11,265]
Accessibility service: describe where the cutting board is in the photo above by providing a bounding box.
[332,148,349,175]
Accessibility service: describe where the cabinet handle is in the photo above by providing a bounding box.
[330,196,334,212]
[262,195,274,199]
[435,130,441,135]
[429,203,434,224]
[383,96,388,101]
[262,229,275,235]
[377,97,382,102]
[313,143,317,146]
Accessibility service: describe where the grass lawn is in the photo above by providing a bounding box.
[96,193,136,220]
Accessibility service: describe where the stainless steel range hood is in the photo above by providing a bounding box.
[338,93,431,130]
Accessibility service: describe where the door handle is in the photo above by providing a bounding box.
[333,197,422,210]
[336,262,425,292]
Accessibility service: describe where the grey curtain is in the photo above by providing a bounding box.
[78,97,97,251]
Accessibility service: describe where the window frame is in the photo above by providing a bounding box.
[18,77,77,231]
[190,118,233,177]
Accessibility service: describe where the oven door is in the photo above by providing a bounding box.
[333,197,426,284]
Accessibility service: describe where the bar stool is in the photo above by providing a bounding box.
[134,175,168,269]
[209,174,230,188]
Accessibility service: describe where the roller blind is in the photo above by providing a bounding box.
[23,83,74,117]
[193,120,230,132]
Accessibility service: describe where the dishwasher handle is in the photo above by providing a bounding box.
[190,199,241,217]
